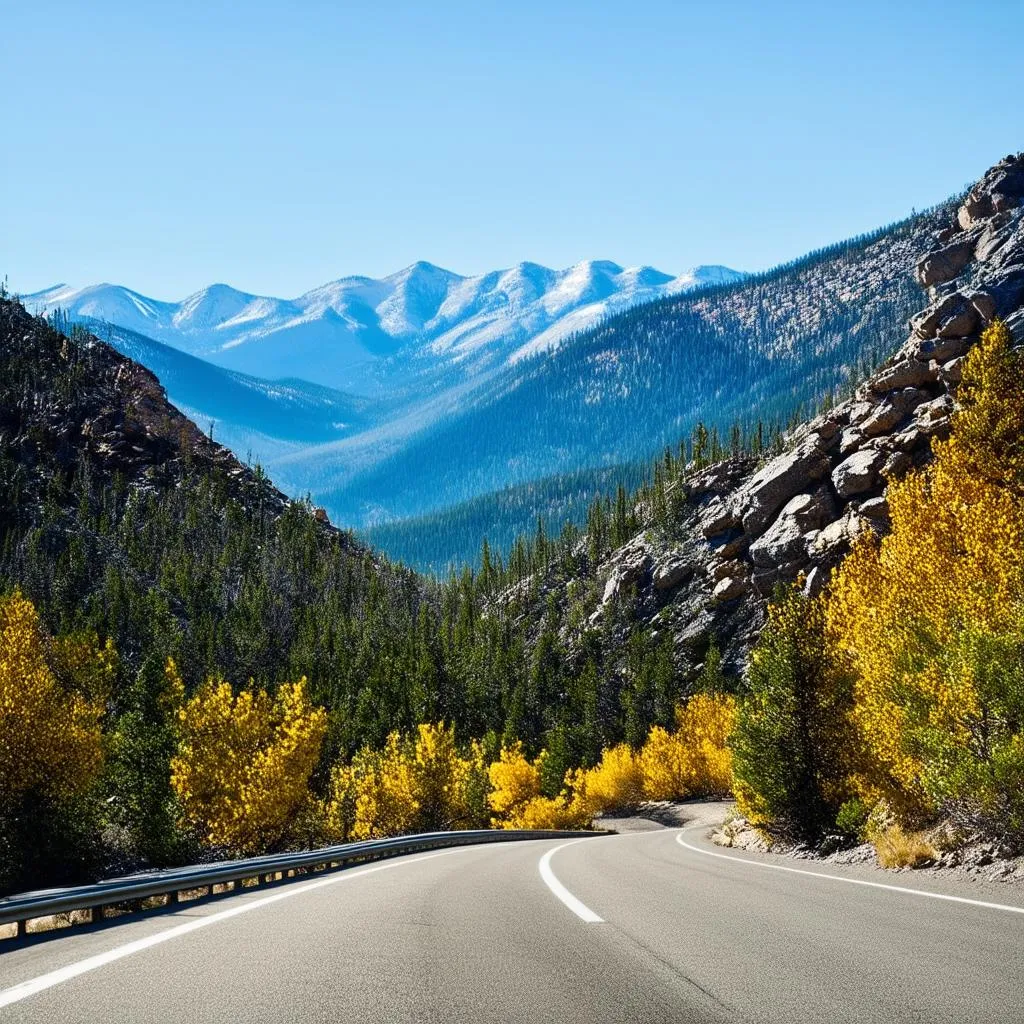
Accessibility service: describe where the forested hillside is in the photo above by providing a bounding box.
[0,298,708,891]
[330,202,954,564]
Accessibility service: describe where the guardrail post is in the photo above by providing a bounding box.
[14,919,25,939]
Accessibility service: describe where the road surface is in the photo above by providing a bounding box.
[1,819,1022,1023]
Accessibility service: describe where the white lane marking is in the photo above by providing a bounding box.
[0,845,486,1010]
[538,840,604,923]
[675,830,1024,916]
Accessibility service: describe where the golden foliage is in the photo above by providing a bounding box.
[170,670,327,854]
[487,743,589,830]
[673,693,736,797]
[329,723,491,842]
[827,321,1024,814]
[638,694,735,801]
[571,743,644,815]
[0,591,105,807]
[488,742,541,819]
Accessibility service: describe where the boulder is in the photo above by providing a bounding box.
[912,293,978,340]
[958,191,995,231]
[938,356,965,386]
[708,558,748,583]
[915,239,975,287]
[708,529,748,560]
[713,575,749,603]
[882,450,912,478]
[809,510,868,562]
[969,290,998,323]
[913,394,955,436]
[870,358,937,393]
[857,495,889,523]
[601,546,651,604]
[748,488,836,569]
[738,433,833,536]
[839,427,865,455]
[652,556,692,592]
[975,214,1019,264]
[859,388,924,436]
[937,303,980,339]
[699,497,740,539]
[913,334,971,362]
[847,400,878,426]
[832,448,888,498]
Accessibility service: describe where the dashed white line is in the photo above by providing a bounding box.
[0,845,482,1010]
[538,840,604,922]
[675,829,1024,916]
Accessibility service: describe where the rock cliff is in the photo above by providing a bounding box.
[545,154,1024,679]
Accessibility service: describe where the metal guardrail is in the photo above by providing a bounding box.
[0,828,601,939]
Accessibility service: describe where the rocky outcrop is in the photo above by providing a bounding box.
[581,153,1024,680]
[0,299,353,547]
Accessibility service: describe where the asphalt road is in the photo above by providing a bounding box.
[2,820,1023,1023]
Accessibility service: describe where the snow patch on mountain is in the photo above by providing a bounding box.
[23,261,744,388]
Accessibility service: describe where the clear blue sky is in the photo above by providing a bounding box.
[4,0,1023,299]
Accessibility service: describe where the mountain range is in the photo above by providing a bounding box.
[25,261,742,388]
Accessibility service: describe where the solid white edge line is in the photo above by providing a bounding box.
[675,828,1024,916]
[0,845,487,1010]
[538,840,604,923]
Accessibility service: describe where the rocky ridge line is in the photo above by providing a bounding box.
[589,153,1024,676]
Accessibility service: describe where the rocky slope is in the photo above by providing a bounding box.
[0,298,308,528]
[532,153,1024,679]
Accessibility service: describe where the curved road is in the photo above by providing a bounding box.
[1,821,1023,1023]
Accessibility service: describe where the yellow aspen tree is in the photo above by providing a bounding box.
[348,732,420,840]
[827,320,1024,838]
[571,743,644,815]
[171,674,327,854]
[0,592,104,809]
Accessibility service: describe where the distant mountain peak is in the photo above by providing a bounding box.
[21,257,745,387]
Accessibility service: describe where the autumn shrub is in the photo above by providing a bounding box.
[870,823,936,869]
[171,672,327,854]
[488,743,589,830]
[0,592,108,892]
[730,584,854,842]
[330,723,492,841]
[636,726,692,801]
[571,743,645,815]
[0,592,106,808]
[637,694,736,800]
[673,693,736,796]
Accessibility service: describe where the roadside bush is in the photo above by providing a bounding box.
[870,823,936,869]
[570,743,645,815]
[0,592,108,893]
[828,322,1024,846]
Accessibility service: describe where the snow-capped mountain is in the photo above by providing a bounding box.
[24,261,743,388]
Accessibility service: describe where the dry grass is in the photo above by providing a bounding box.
[872,824,937,869]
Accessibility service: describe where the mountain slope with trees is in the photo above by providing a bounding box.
[320,200,955,563]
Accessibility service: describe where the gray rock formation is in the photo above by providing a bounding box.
[580,152,1024,680]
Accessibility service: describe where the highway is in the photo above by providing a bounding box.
[1,813,1023,1023]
